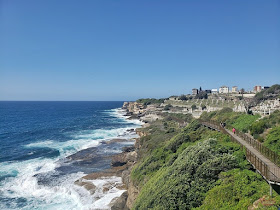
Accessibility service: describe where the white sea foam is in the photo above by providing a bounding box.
[0,107,139,209]
[106,108,145,126]
[0,158,91,210]
[79,176,126,210]
[73,127,139,140]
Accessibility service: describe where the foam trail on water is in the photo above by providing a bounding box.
[25,139,100,157]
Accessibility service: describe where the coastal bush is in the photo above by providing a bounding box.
[162,113,193,123]
[131,110,277,209]
[195,91,208,99]
[191,104,197,110]
[266,110,280,127]
[249,110,280,136]
[136,98,165,105]
[250,121,268,136]
[133,139,241,210]
[263,126,280,155]
[200,108,260,132]
[178,94,188,100]
[132,120,199,185]
[201,104,206,110]
[163,104,172,110]
[229,114,260,132]
[196,169,280,209]
[165,132,191,153]
[252,84,280,105]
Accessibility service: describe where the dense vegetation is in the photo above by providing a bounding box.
[194,91,208,99]
[133,139,244,209]
[136,98,165,105]
[200,107,260,132]
[197,169,280,209]
[200,108,280,155]
[263,126,280,155]
[131,111,280,209]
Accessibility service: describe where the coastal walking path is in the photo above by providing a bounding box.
[200,121,280,186]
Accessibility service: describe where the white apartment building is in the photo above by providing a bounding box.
[232,86,238,93]
[219,86,229,94]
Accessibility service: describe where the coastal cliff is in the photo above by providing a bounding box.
[118,101,280,209]
[73,100,280,209]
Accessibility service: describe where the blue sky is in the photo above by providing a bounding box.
[0,0,279,101]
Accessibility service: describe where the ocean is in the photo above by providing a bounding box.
[0,101,142,209]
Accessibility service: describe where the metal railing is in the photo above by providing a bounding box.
[200,120,280,183]
[200,120,280,167]
[246,149,280,183]
[234,129,280,167]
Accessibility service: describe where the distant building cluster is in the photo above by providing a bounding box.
[191,85,270,95]
[192,87,212,95]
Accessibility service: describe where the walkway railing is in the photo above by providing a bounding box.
[234,130,280,167]
[200,120,280,167]
[200,120,280,183]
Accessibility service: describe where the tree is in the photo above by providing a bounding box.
[178,95,188,100]
[240,88,245,96]
[195,91,208,99]
[191,104,197,110]
[164,104,172,111]
[201,104,207,110]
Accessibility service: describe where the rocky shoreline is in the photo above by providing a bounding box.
[71,103,147,209]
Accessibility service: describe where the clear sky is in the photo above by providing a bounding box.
[0,0,279,101]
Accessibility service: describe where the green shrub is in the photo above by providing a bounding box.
[165,132,191,153]
[136,98,165,105]
[178,94,188,100]
[133,139,239,210]
[196,169,280,210]
[164,104,172,110]
[192,104,197,110]
[263,126,280,155]
[250,121,268,135]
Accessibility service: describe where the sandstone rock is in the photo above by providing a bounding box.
[122,146,135,153]
[74,179,97,195]
[126,182,139,209]
[248,195,276,209]
[110,191,129,210]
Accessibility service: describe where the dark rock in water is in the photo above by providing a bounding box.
[110,191,129,210]
[126,128,135,132]
[67,147,99,162]
[128,115,139,120]
[111,153,128,167]
[102,138,134,145]
[35,141,133,185]
[122,146,135,153]
[111,150,137,167]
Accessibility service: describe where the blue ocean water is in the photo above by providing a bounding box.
[0,101,141,209]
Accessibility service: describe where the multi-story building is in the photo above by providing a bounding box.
[254,86,262,93]
[192,88,198,95]
[219,86,229,94]
[232,86,238,93]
